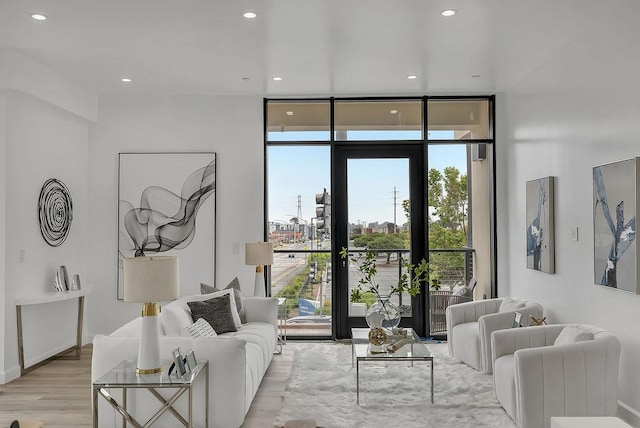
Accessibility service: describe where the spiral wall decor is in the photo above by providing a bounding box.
[38,178,73,247]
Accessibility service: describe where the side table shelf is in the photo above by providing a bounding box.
[93,360,209,428]
[15,285,92,375]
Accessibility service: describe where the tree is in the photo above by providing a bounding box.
[429,166,467,234]
[352,232,406,263]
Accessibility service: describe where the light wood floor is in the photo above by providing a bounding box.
[0,344,296,428]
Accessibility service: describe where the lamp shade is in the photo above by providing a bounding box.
[123,256,179,303]
[245,242,274,266]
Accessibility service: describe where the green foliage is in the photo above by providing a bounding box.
[352,233,406,250]
[340,247,433,301]
[314,299,332,315]
[428,166,468,234]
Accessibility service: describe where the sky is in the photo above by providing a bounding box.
[267,131,467,226]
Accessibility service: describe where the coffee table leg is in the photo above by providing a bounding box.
[430,360,434,403]
[93,387,98,427]
[356,359,360,405]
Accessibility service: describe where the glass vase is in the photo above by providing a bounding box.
[366,295,401,329]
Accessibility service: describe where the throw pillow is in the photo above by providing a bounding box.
[554,326,594,346]
[188,288,242,328]
[183,317,218,338]
[201,277,245,323]
[498,298,526,313]
[160,305,194,336]
[188,294,238,334]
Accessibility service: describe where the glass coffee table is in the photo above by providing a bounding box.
[351,327,434,405]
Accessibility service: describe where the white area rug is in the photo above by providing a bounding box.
[275,342,516,428]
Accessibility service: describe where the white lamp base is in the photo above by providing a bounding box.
[137,303,162,374]
[254,266,266,297]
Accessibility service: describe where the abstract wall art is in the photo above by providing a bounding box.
[593,158,638,293]
[118,153,216,300]
[38,178,73,247]
[526,176,555,273]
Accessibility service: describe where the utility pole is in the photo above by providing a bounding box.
[393,186,398,233]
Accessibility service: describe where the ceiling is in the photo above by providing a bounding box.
[0,0,627,97]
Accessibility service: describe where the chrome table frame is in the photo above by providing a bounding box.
[92,360,209,428]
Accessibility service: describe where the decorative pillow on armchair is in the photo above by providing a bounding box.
[188,293,238,334]
[554,326,594,345]
[498,298,526,312]
[201,277,245,322]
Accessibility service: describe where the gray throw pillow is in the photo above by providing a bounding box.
[187,294,238,334]
[201,277,244,322]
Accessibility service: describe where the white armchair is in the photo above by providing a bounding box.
[445,298,543,373]
[491,324,621,428]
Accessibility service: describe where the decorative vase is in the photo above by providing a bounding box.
[366,295,401,330]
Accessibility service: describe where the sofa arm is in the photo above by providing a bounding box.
[478,311,518,372]
[514,338,620,428]
[243,297,278,333]
[92,334,248,428]
[446,299,502,356]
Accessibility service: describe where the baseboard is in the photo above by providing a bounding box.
[0,364,21,384]
[24,341,77,368]
[618,401,640,427]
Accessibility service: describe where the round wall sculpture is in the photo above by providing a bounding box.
[38,178,73,247]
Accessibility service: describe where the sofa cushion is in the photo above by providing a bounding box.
[554,326,594,346]
[188,294,238,334]
[452,321,481,371]
[161,305,193,336]
[494,354,517,422]
[201,277,245,322]
[499,298,526,313]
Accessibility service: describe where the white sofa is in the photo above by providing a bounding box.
[92,295,278,428]
[446,298,544,373]
[491,324,621,428]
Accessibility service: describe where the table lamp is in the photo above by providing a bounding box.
[245,242,274,297]
[124,256,179,374]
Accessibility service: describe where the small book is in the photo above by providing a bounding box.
[513,312,523,328]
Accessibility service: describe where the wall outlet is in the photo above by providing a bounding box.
[19,249,25,263]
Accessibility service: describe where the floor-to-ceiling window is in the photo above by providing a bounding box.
[265,96,495,340]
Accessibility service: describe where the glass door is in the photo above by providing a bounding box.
[332,144,426,339]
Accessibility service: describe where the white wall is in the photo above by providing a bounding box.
[501,10,640,420]
[2,90,90,382]
[87,95,264,336]
[0,90,7,381]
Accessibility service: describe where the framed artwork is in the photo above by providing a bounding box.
[593,158,639,293]
[118,152,216,300]
[526,176,555,273]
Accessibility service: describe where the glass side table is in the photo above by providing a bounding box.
[92,360,209,428]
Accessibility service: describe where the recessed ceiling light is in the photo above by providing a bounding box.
[243,12,257,19]
[31,13,47,21]
[121,78,132,83]
[390,110,398,115]
[286,111,294,116]
[272,77,283,81]
[407,75,418,80]
[441,9,457,17]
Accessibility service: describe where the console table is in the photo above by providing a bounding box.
[15,286,92,375]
